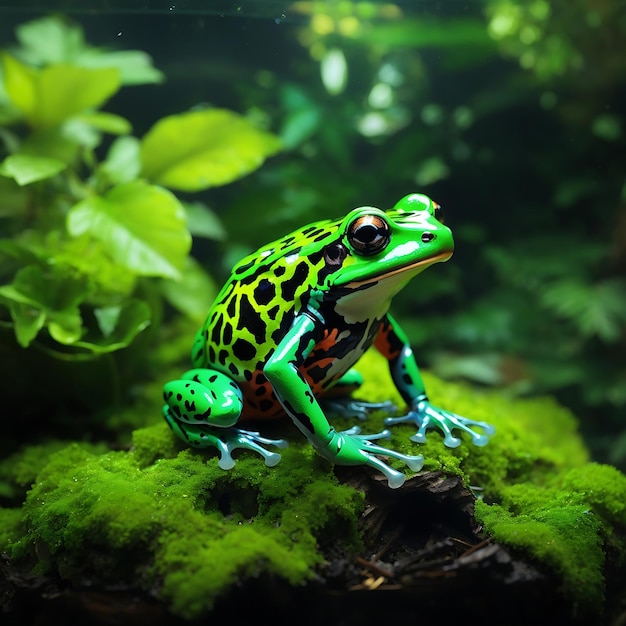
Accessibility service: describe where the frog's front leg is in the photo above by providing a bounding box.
[264,312,423,489]
[375,315,495,448]
[162,369,287,469]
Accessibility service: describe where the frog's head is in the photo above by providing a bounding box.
[318,193,453,294]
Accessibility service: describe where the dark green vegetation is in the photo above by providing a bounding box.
[0,3,625,624]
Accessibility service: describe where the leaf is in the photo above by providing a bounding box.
[139,109,282,191]
[182,201,227,240]
[73,299,151,353]
[0,264,89,347]
[66,181,191,279]
[280,107,321,150]
[14,16,163,86]
[160,257,218,321]
[77,50,164,86]
[15,15,86,65]
[0,153,66,185]
[77,111,132,135]
[101,136,141,184]
[36,230,136,299]
[540,278,626,343]
[1,53,121,128]
[0,176,28,216]
[8,301,45,347]
[19,127,83,164]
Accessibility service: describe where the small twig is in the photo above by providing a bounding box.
[459,537,493,558]
[449,536,474,550]
[355,556,394,579]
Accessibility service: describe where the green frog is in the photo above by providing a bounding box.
[163,193,494,488]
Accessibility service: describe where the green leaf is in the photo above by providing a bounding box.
[160,257,218,321]
[19,127,83,164]
[541,278,626,343]
[140,109,282,191]
[77,111,132,135]
[0,176,27,216]
[100,136,141,184]
[15,15,86,65]
[1,53,121,128]
[14,16,163,86]
[0,153,66,185]
[182,201,227,240]
[8,301,45,346]
[66,181,191,279]
[0,264,89,347]
[280,107,321,150]
[77,50,164,86]
[72,299,151,353]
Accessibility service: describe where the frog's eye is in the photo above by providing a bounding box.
[433,202,444,223]
[347,214,391,256]
[324,242,348,266]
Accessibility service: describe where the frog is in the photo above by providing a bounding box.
[163,193,494,488]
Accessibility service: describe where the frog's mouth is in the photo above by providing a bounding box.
[343,250,452,289]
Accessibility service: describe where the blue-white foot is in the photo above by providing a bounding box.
[384,400,495,448]
[335,426,424,488]
[164,408,288,469]
[212,428,289,469]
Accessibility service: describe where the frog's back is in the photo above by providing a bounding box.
[192,217,341,383]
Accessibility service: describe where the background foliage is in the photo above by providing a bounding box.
[0,2,624,468]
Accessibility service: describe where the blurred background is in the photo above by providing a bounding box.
[1,0,624,469]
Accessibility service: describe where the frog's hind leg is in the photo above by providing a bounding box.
[321,368,396,420]
[162,368,287,469]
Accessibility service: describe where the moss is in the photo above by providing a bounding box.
[1,349,624,620]
[475,461,626,612]
[4,435,362,620]
[0,439,107,503]
[0,507,22,547]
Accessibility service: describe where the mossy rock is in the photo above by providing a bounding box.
[1,350,624,624]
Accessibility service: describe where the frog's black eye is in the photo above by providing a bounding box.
[324,242,348,266]
[433,202,444,223]
[347,214,391,256]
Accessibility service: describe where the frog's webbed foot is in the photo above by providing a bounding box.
[322,397,397,421]
[384,400,495,448]
[321,427,424,489]
[164,407,287,469]
[215,428,289,470]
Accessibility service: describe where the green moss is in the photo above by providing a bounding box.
[4,435,362,619]
[0,507,22,547]
[1,349,624,620]
[475,460,626,612]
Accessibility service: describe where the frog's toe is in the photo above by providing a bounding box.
[343,426,391,442]
[227,429,288,466]
[324,398,397,421]
[361,453,407,489]
[445,416,495,447]
[360,439,425,479]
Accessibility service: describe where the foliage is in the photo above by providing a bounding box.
[0,15,280,359]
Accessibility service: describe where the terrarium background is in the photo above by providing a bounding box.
[0,0,625,467]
